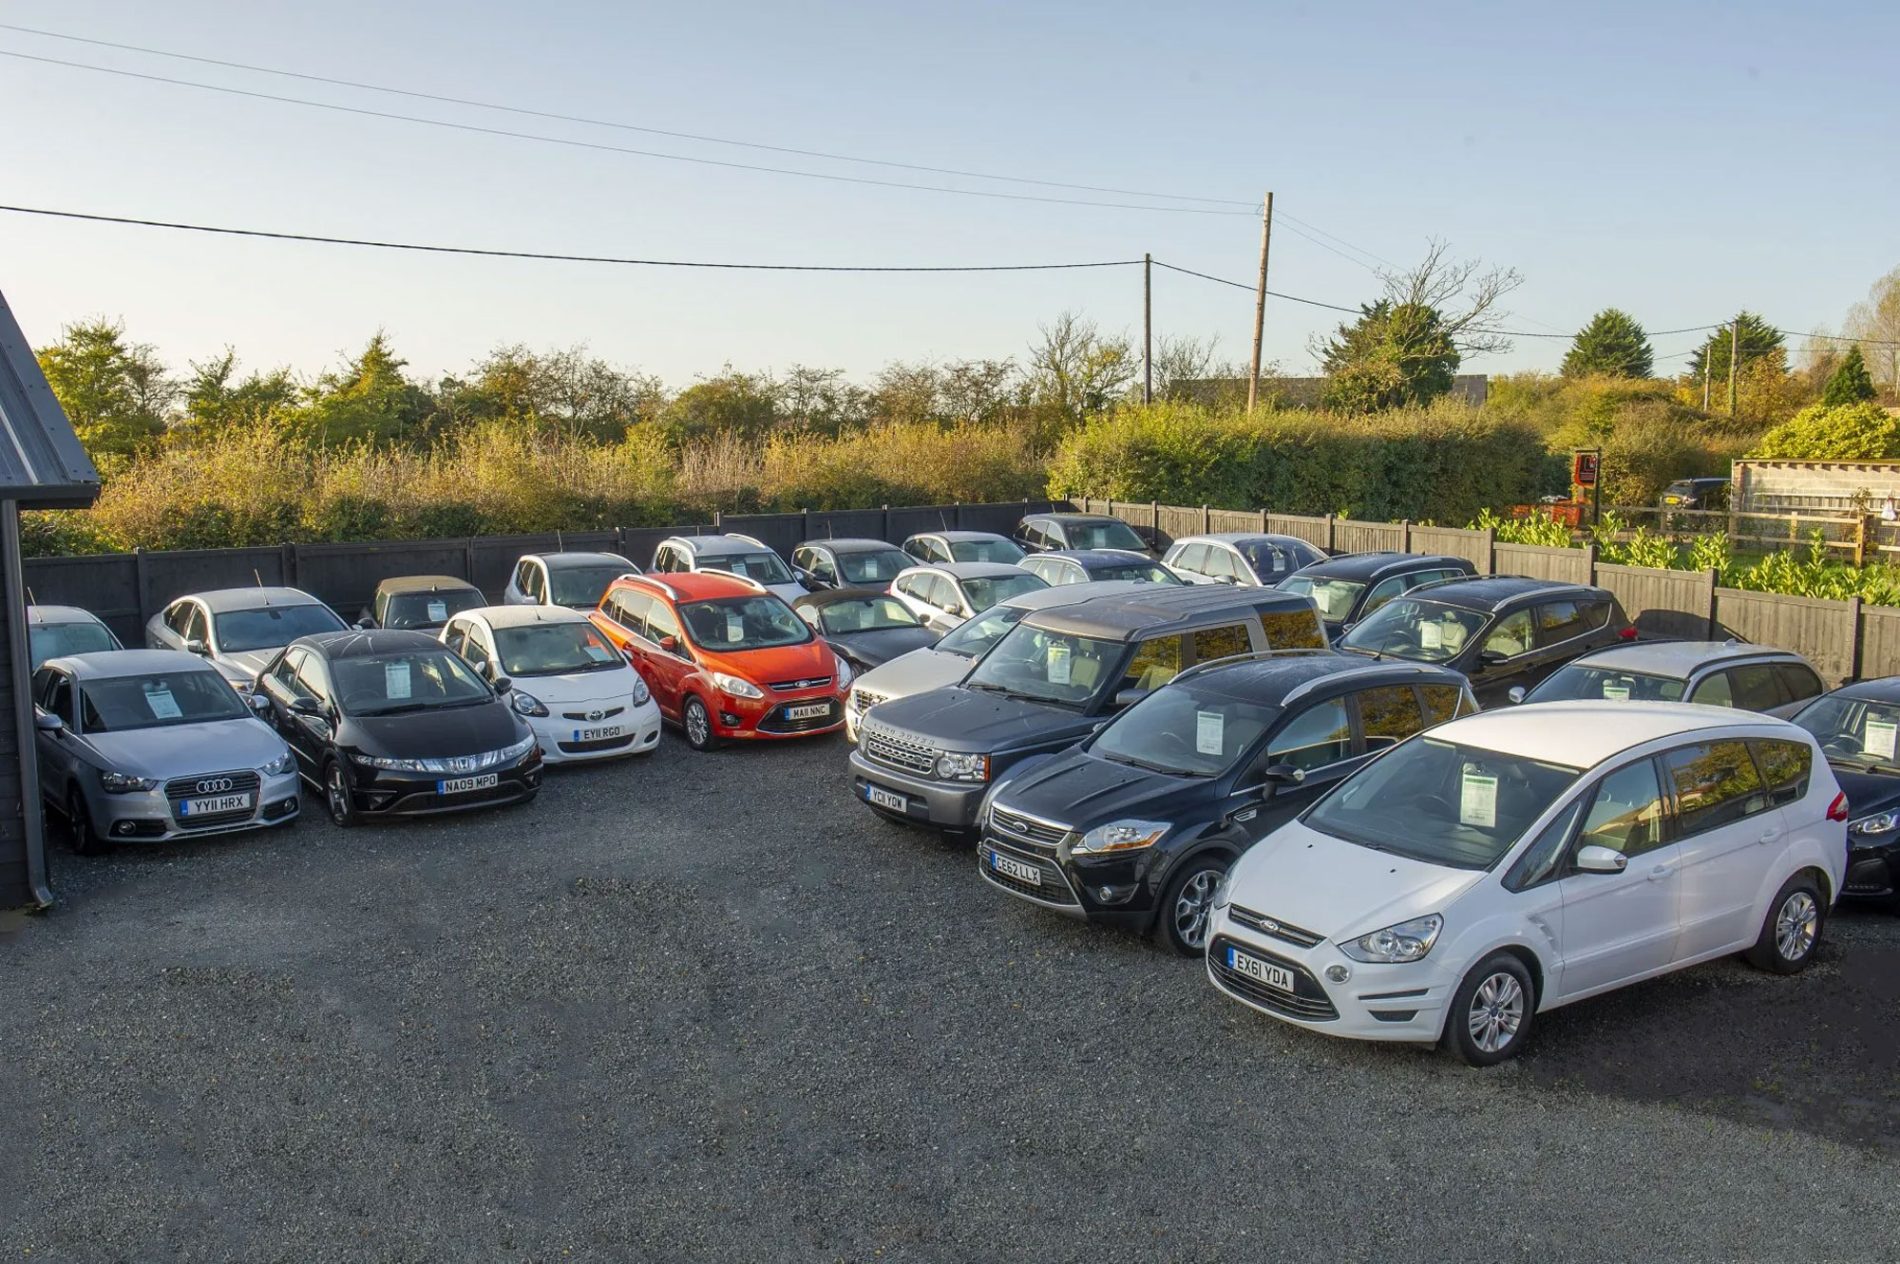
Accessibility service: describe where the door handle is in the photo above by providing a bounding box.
[1647,863,1673,882]
[1757,828,1781,844]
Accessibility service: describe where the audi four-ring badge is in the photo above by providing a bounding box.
[31,648,303,852]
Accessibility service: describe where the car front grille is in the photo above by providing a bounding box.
[557,733,636,754]
[849,687,889,716]
[559,705,626,722]
[163,770,262,830]
[988,805,1070,850]
[1208,936,1338,1021]
[862,722,938,775]
[977,838,1079,907]
[758,700,841,734]
[1227,905,1326,948]
[770,676,833,692]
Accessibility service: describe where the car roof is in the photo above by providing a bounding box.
[1025,584,1312,640]
[527,551,634,569]
[297,628,446,658]
[1033,512,1126,524]
[1431,700,1793,766]
[1829,675,1900,704]
[27,604,104,625]
[908,530,1010,543]
[182,587,328,613]
[797,537,899,554]
[1033,549,1154,567]
[792,586,898,610]
[666,534,775,556]
[47,648,217,679]
[1173,532,1315,549]
[1290,551,1467,581]
[375,574,480,596]
[906,561,1030,579]
[1406,575,1595,611]
[1181,654,1465,703]
[1001,579,1153,611]
[464,604,593,629]
[1565,640,1803,678]
[624,570,761,602]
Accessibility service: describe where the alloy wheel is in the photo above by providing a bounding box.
[1775,890,1818,963]
[1172,870,1219,950]
[685,701,710,748]
[326,764,350,824]
[1467,971,1525,1054]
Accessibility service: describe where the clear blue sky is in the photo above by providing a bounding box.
[1,0,1895,387]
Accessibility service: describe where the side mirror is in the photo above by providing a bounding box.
[288,696,322,717]
[247,693,272,716]
[1477,649,1505,667]
[1507,686,1526,705]
[355,618,376,630]
[1574,844,1628,874]
[185,637,209,655]
[659,635,680,653]
[493,677,514,695]
[34,710,62,733]
[1112,687,1149,709]
[1262,763,1307,785]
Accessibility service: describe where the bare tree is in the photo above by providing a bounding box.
[1377,239,1524,357]
[1845,265,1900,396]
[1026,311,1135,423]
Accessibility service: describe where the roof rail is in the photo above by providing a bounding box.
[1173,647,1337,684]
[727,573,769,594]
[624,572,678,600]
[729,532,767,549]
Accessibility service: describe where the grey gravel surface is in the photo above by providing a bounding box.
[2,735,1897,1263]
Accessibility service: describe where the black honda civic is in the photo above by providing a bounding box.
[974,654,1475,954]
[253,629,542,826]
[1791,676,1900,907]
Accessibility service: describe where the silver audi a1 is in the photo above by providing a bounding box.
[32,649,302,853]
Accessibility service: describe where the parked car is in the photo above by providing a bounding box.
[1338,577,1631,708]
[1279,552,1479,641]
[1207,701,1846,1064]
[850,584,1328,833]
[1790,677,1900,906]
[503,551,637,610]
[651,534,806,605]
[1662,477,1730,511]
[28,604,121,671]
[790,539,915,591]
[253,629,542,826]
[1515,641,1824,717]
[890,563,1048,635]
[440,606,661,764]
[792,589,938,673]
[591,571,848,750]
[976,656,1474,954]
[900,531,1026,566]
[146,587,349,692]
[1014,513,1153,556]
[31,649,301,852]
[843,580,1154,743]
[1020,549,1181,588]
[357,575,485,631]
[1162,534,1327,589]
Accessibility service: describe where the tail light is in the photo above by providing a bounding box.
[1618,626,1639,641]
[1826,792,1849,823]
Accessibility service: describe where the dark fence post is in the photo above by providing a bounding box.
[614,525,627,556]
[1481,526,1496,575]
[465,537,478,586]
[1399,519,1411,551]
[713,509,723,530]
[1324,515,1337,553]
[1848,596,1865,682]
[1702,568,1719,637]
[882,504,891,543]
[1259,508,1269,532]
[132,546,150,625]
[280,541,298,587]
[1583,541,1598,585]
[801,507,810,541]
[1202,503,1211,533]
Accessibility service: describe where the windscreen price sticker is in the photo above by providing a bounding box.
[1196,710,1225,756]
[1866,717,1898,761]
[1602,681,1631,702]
[1460,767,1499,828]
[385,661,413,699]
[426,600,448,622]
[1047,642,1072,686]
[144,686,182,720]
[1419,621,1443,651]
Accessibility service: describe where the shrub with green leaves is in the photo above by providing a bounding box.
[1750,402,1900,461]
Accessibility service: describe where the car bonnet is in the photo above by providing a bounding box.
[83,716,288,780]
[1224,818,1489,942]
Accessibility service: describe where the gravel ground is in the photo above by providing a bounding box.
[2,734,1897,1262]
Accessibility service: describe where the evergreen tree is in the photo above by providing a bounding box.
[1686,312,1785,385]
[1822,345,1877,405]
[1319,300,1459,412]
[1560,309,1653,379]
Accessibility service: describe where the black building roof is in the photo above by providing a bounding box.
[0,288,101,508]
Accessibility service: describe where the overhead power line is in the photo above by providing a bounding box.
[0,20,1261,211]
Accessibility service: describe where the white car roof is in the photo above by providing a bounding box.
[184,587,327,613]
[1432,700,1803,768]
[1002,578,1151,610]
[901,561,1028,580]
[463,604,594,630]
[666,534,771,557]
[1566,640,1803,678]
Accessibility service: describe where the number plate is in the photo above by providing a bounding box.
[438,773,500,795]
[987,848,1042,885]
[179,793,253,816]
[785,702,831,720]
[866,784,907,812]
[1226,946,1294,993]
[572,725,626,742]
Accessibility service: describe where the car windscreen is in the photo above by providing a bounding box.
[548,565,631,607]
[963,623,1122,708]
[80,671,248,733]
[701,551,795,585]
[948,538,1026,564]
[1339,598,1487,663]
[1093,562,1179,584]
[818,597,921,634]
[1528,664,1685,704]
[1240,541,1318,580]
[1279,575,1364,624]
[961,573,1048,613]
[384,589,484,629]
[331,649,492,716]
[29,621,119,667]
[678,595,813,651]
[495,622,625,676]
[1306,738,1581,870]
[1793,694,1900,773]
[1091,680,1276,777]
[1068,521,1147,552]
[836,549,913,585]
[935,605,1025,658]
[214,603,347,652]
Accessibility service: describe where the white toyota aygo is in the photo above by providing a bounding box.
[1207,701,1848,1064]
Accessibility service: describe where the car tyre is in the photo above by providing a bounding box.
[1445,952,1534,1067]
[323,758,359,828]
[1745,873,1824,974]
[1157,856,1227,957]
[67,786,106,856]
[683,695,721,752]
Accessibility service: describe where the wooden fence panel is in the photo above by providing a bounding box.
[21,553,142,644]
[1331,520,1403,554]
[1209,509,1264,535]
[1265,514,1331,551]
[1714,588,1858,686]
[1493,543,1594,585]
[1858,607,1900,680]
[1594,564,1716,640]
[1410,526,1493,573]
[1155,504,1206,547]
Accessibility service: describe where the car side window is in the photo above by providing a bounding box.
[609,589,654,638]
[293,652,333,705]
[44,672,76,727]
[180,603,208,645]
[1362,575,1407,616]
[1483,609,1535,658]
[164,601,193,636]
[1191,623,1251,664]
[1726,664,1785,712]
[441,621,468,656]
[1748,738,1812,807]
[1265,698,1352,772]
[1660,740,1771,836]
[810,553,837,584]
[1356,684,1425,751]
[267,647,309,699]
[1043,523,1066,548]
[524,563,546,601]
[1121,634,1185,694]
[1575,759,1667,859]
[460,631,493,675]
[1688,671,1734,707]
[1533,601,1588,645]
[1771,663,1823,707]
[1175,543,1210,575]
[646,599,682,650]
[1504,797,1586,891]
[1259,607,1327,650]
[1418,684,1464,726]
[31,666,54,706]
[926,574,957,610]
[513,560,535,592]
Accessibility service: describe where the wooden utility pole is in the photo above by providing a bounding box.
[1727,316,1741,416]
[1246,191,1274,413]
[1701,348,1712,411]
[1142,252,1153,405]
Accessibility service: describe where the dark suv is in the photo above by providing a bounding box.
[1279,552,1477,642]
[1337,576,1631,707]
[849,585,1328,832]
[1014,513,1153,556]
[1662,477,1730,510]
[975,656,1475,954]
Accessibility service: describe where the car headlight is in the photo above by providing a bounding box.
[353,753,430,772]
[631,674,652,706]
[934,751,990,782]
[1849,810,1899,836]
[501,735,537,761]
[1072,819,1170,855]
[833,655,854,690]
[261,750,296,776]
[1210,864,1237,910]
[711,672,764,699]
[1338,914,1443,964]
[99,771,159,793]
[511,690,549,718]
